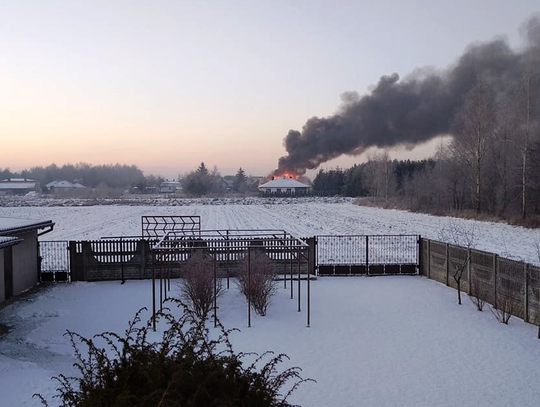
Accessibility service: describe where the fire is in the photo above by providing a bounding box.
[277,173,296,179]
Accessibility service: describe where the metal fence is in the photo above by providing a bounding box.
[141,215,201,238]
[150,229,312,328]
[39,234,420,281]
[316,235,419,275]
[421,239,540,325]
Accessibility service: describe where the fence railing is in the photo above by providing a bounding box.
[40,234,421,281]
[316,235,419,275]
[421,239,540,325]
[39,241,70,282]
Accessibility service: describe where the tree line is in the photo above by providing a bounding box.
[0,162,258,196]
[0,163,148,191]
[314,74,540,225]
[180,163,255,196]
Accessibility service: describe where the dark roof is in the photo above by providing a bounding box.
[0,236,22,249]
[0,218,55,236]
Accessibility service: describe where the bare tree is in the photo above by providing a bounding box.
[439,219,478,305]
[451,81,495,213]
[237,250,278,316]
[517,71,534,219]
[176,250,223,319]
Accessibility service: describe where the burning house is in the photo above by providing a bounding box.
[258,176,310,196]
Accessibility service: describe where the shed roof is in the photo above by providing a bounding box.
[1,178,37,182]
[46,180,86,188]
[0,236,23,249]
[0,182,38,189]
[258,177,310,189]
[0,217,54,236]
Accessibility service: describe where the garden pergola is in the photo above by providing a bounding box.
[149,226,311,329]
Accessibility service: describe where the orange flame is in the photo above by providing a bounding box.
[276,173,296,179]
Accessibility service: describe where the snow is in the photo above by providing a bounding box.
[259,177,310,189]
[0,236,22,248]
[1,198,540,406]
[0,197,538,264]
[0,217,53,235]
[45,180,85,189]
[2,278,540,406]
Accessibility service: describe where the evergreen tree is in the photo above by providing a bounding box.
[233,167,248,193]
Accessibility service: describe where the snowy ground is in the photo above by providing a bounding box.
[0,196,539,264]
[2,277,540,406]
[1,198,540,406]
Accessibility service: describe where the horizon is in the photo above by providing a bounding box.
[2,135,447,181]
[2,1,538,179]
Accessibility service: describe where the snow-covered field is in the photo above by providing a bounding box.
[1,196,539,264]
[1,197,540,406]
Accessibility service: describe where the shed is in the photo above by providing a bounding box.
[0,217,54,302]
[0,178,41,195]
[159,181,183,194]
[258,177,311,196]
[45,180,86,192]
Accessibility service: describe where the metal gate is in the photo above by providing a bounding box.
[39,241,70,282]
[316,235,419,275]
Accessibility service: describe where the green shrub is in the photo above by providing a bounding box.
[35,301,312,406]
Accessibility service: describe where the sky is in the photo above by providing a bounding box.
[1,0,539,179]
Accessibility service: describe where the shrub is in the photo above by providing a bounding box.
[490,294,518,325]
[35,301,312,406]
[176,250,223,319]
[469,278,486,311]
[237,250,278,316]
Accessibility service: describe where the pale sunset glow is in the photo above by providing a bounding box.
[1,1,538,179]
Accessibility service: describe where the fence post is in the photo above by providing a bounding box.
[139,239,144,279]
[427,240,431,279]
[467,248,472,296]
[69,241,77,281]
[493,254,498,309]
[82,242,89,281]
[366,236,369,276]
[445,243,449,286]
[417,235,422,275]
[524,263,530,323]
[307,237,316,276]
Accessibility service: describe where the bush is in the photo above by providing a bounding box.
[237,250,278,316]
[490,294,519,325]
[35,302,312,406]
[176,250,224,319]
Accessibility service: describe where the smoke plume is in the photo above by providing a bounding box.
[275,15,540,176]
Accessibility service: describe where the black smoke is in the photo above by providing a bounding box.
[275,15,540,176]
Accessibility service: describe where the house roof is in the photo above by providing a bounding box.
[46,180,86,188]
[0,182,38,190]
[0,217,55,236]
[258,177,310,189]
[1,178,37,182]
[0,236,22,249]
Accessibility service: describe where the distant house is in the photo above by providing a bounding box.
[159,181,183,194]
[0,217,54,302]
[0,178,41,196]
[45,180,86,193]
[222,176,235,190]
[258,177,311,196]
